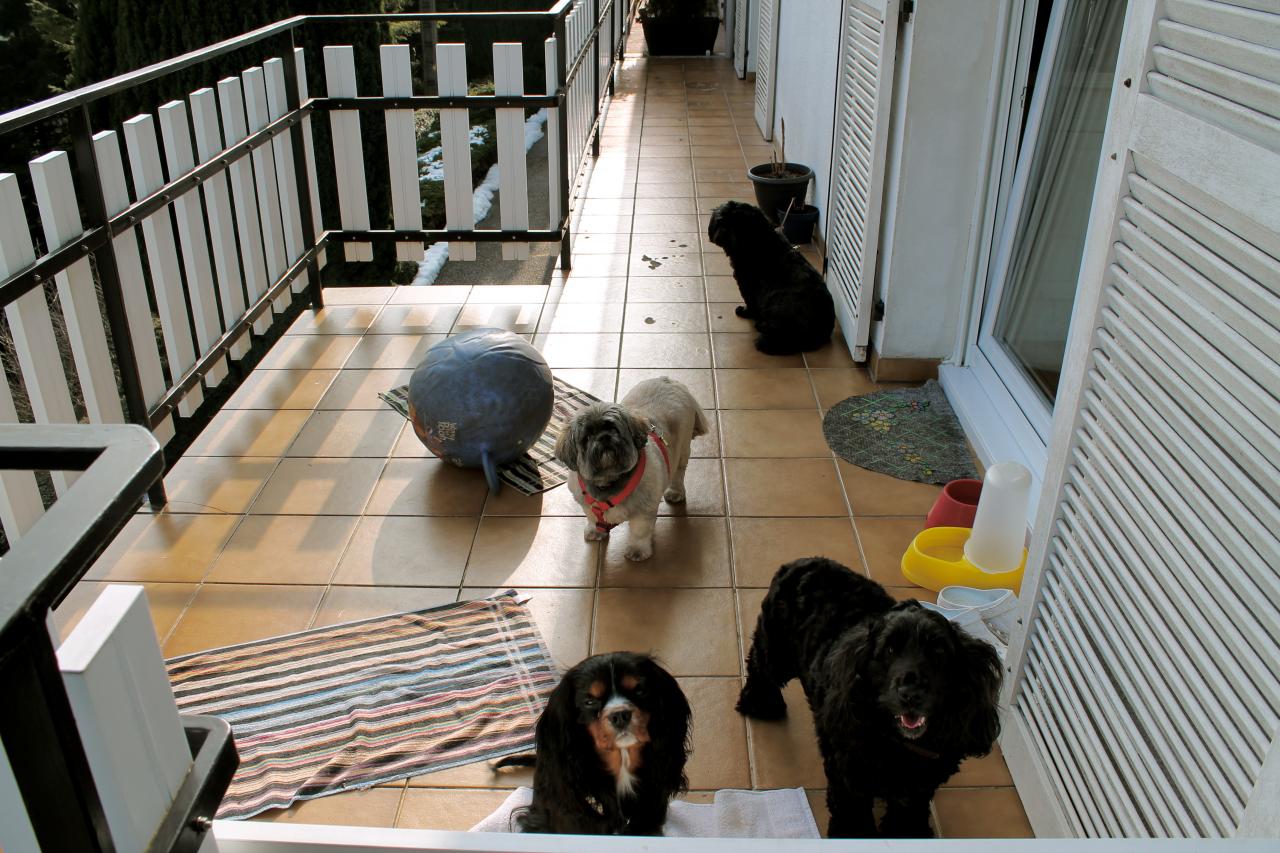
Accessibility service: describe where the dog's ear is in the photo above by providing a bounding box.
[641,657,692,795]
[626,410,650,452]
[820,616,883,730]
[707,205,731,248]
[531,671,593,807]
[953,632,1003,757]
[553,415,583,469]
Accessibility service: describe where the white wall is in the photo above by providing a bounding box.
[768,0,842,217]
[873,0,1006,359]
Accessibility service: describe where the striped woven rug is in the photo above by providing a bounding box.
[166,592,557,819]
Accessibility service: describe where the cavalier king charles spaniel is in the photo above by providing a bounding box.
[737,557,1003,838]
[498,651,691,835]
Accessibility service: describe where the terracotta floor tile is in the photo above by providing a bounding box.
[185,408,309,457]
[809,367,882,409]
[225,369,337,410]
[332,516,476,587]
[725,458,845,517]
[730,517,864,587]
[164,583,325,657]
[626,276,707,303]
[453,303,543,334]
[578,198,634,215]
[535,333,621,368]
[286,305,379,335]
[658,457,725,516]
[311,586,458,628]
[623,302,708,334]
[702,254,733,276]
[256,787,403,827]
[715,368,814,409]
[466,285,549,304]
[708,303,754,333]
[619,333,712,368]
[632,197,699,214]
[205,515,357,583]
[321,286,395,305]
[367,304,462,335]
[554,276,627,303]
[572,234,631,256]
[460,586,593,669]
[705,275,742,302]
[286,410,405,458]
[933,788,1033,838]
[463,516,600,588]
[632,213,701,233]
[576,214,633,234]
[808,790,831,838]
[53,581,196,644]
[616,368,714,408]
[712,333,805,369]
[593,587,738,676]
[630,251,703,277]
[681,677,751,789]
[162,457,277,514]
[720,410,829,457]
[564,253,629,277]
[407,757,531,790]
[538,301,624,334]
[890,585,938,605]
[855,516,927,588]
[390,423,433,458]
[365,459,490,516]
[249,458,384,515]
[839,461,944,517]
[388,285,472,304]
[804,339,857,368]
[481,478,585,517]
[256,335,359,370]
[344,335,444,370]
[395,789,510,831]
[746,682,827,789]
[600,517,731,587]
[549,368,616,401]
[945,743,1016,788]
[89,513,239,583]
[317,369,412,410]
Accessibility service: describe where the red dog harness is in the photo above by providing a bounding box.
[579,430,671,533]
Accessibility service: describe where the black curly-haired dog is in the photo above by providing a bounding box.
[501,652,691,835]
[707,200,836,354]
[737,557,1002,838]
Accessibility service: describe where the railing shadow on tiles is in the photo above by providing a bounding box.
[0,1,634,531]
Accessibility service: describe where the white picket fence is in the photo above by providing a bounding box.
[0,3,633,546]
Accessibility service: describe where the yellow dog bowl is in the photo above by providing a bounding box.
[901,526,1025,594]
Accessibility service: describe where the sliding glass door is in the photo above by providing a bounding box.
[974,0,1127,437]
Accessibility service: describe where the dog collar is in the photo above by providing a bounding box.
[579,429,671,532]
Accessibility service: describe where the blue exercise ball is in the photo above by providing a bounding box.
[408,328,554,493]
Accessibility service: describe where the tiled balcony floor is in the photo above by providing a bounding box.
[55,49,1031,839]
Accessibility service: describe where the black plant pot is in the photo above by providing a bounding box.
[641,16,720,56]
[748,163,813,224]
[779,204,820,244]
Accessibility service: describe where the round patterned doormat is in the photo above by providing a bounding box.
[822,379,979,485]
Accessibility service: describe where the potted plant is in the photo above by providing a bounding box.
[639,0,721,56]
[778,198,820,244]
[748,119,813,224]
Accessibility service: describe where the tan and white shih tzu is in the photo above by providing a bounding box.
[554,377,707,561]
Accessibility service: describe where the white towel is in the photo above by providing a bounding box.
[470,787,821,838]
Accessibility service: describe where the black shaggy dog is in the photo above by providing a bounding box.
[737,558,1002,838]
[707,200,836,354]
[503,652,691,835]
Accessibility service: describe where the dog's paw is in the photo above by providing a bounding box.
[663,486,686,503]
[734,305,754,318]
[624,543,653,561]
[584,527,607,541]
[735,686,788,720]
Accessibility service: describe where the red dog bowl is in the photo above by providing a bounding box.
[925,479,983,529]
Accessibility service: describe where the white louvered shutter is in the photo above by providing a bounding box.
[823,0,901,362]
[734,0,750,78]
[752,0,780,138]
[1002,0,1280,838]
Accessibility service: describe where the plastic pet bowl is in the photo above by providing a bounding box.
[901,526,1025,593]
[924,478,982,529]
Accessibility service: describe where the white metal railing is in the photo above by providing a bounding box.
[0,4,633,539]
